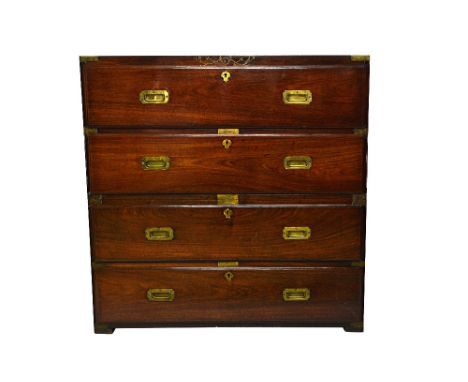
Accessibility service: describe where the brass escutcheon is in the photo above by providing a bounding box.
[221,71,231,82]
[224,271,234,281]
[223,208,233,219]
[222,139,232,149]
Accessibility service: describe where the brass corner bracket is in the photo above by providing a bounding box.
[80,56,99,63]
[84,127,98,136]
[352,194,367,207]
[88,194,103,206]
[351,55,370,62]
[353,128,368,137]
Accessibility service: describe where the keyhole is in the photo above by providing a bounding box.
[224,271,234,281]
[221,71,231,82]
[222,139,232,149]
[223,208,233,219]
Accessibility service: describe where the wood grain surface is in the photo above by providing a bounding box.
[87,133,366,193]
[93,264,363,324]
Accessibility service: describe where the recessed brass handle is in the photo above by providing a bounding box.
[222,139,232,149]
[147,288,175,301]
[145,227,174,241]
[139,90,169,104]
[283,288,310,301]
[283,156,312,170]
[283,90,312,105]
[141,156,170,170]
[283,227,311,240]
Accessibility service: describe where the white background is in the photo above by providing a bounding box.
[1,1,467,381]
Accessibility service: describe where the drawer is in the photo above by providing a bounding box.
[87,133,366,193]
[90,194,365,262]
[81,58,368,128]
[93,264,363,325]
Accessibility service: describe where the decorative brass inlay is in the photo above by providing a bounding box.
[218,128,239,135]
[284,156,312,170]
[217,194,239,206]
[283,227,311,240]
[80,56,98,63]
[218,261,239,267]
[222,139,232,150]
[139,90,169,104]
[223,208,233,219]
[141,156,170,170]
[352,194,367,207]
[283,90,312,105]
[224,271,234,281]
[145,227,174,241]
[147,288,175,302]
[197,56,255,66]
[221,71,231,82]
[351,55,370,62]
[283,288,310,301]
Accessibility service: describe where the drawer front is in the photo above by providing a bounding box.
[87,134,366,193]
[93,265,363,324]
[82,65,368,128]
[91,204,364,261]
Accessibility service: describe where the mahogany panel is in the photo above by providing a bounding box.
[93,264,363,324]
[87,134,366,193]
[82,62,368,128]
[90,203,364,262]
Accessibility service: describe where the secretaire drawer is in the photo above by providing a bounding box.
[81,58,368,128]
[93,264,363,324]
[87,133,366,193]
[90,194,365,262]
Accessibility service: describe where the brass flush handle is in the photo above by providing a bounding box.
[139,90,169,104]
[141,156,170,170]
[222,139,232,149]
[145,227,174,241]
[283,227,311,240]
[283,288,310,301]
[223,208,233,219]
[224,271,234,281]
[284,156,312,170]
[221,71,231,82]
[147,288,175,301]
[282,90,312,105]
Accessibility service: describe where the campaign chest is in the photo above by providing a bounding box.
[79,55,369,333]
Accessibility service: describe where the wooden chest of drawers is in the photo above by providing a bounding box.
[80,55,369,333]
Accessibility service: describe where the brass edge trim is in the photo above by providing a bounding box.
[84,127,98,136]
[218,261,239,267]
[352,194,367,207]
[218,128,239,135]
[80,56,99,63]
[353,128,368,136]
[350,55,370,62]
[88,194,103,206]
[351,261,365,268]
